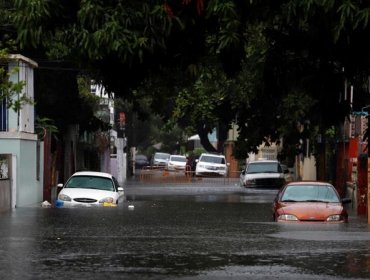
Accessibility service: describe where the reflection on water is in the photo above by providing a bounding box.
[0,185,369,279]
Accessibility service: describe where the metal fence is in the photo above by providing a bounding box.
[135,166,241,185]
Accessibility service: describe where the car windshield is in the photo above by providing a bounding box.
[155,153,170,160]
[247,162,281,173]
[136,155,147,160]
[171,156,186,162]
[200,155,225,164]
[65,176,114,191]
[281,184,340,203]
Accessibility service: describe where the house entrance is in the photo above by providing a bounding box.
[0,154,11,212]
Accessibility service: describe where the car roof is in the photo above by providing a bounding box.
[71,171,113,179]
[285,181,334,187]
[249,160,279,164]
[170,155,186,158]
[200,153,225,157]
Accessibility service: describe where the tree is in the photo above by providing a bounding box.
[10,0,370,161]
[0,51,29,112]
[0,2,30,112]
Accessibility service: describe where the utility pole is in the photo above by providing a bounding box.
[116,112,127,186]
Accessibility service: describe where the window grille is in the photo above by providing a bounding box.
[0,97,7,131]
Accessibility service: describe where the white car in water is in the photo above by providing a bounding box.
[240,159,285,188]
[195,153,229,177]
[166,155,187,171]
[57,171,124,207]
[151,152,171,168]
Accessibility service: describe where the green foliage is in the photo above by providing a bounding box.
[0,3,30,112]
[114,96,186,156]
[206,0,241,53]
[0,52,31,112]
[7,0,370,163]
[13,0,176,63]
[77,76,100,112]
[277,91,317,136]
[35,117,58,140]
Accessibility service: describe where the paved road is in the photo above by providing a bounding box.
[0,181,369,279]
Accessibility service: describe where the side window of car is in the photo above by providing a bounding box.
[277,164,283,173]
[112,176,121,191]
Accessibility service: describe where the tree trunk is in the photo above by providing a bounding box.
[196,122,217,153]
[196,122,229,154]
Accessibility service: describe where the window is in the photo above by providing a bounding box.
[0,97,7,131]
[0,155,9,179]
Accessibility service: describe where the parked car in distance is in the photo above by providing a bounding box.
[166,155,187,171]
[195,153,228,177]
[151,152,170,168]
[280,164,294,182]
[135,154,149,169]
[272,181,351,223]
[240,159,285,188]
[57,171,124,207]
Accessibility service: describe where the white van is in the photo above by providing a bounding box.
[240,159,285,188]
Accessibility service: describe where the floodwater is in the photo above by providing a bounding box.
[0,182,369,279]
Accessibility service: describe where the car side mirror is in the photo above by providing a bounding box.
[118,187,124,192]
[57,183,63,188]
[227,162,230,166]
[241,170,245,175]
[341,198,352,204]
[195,159,199,163]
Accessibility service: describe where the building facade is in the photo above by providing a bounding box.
[0,54,43,209]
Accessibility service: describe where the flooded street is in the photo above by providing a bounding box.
[0,182,369,279]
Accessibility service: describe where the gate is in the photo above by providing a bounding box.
[0,154,11,212]
[137,166,240,185]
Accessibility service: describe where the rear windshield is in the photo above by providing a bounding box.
[155,153,170,160]
[247,162,281,173]
[65,176,115,191]
[171,156,186,162]
[200,155,225,164]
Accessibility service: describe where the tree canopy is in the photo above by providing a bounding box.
[5,0,370,159]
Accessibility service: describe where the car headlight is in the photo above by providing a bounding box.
[58,193,71,202]
[245,179,256,184]
[278,214,298,221]
[326,215,342,222]
[99,197,114,203]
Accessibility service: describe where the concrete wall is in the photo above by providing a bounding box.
[7,55,38,133]
[302,156,317,180]
[0,133,43,207]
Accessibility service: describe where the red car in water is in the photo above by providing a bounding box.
[272,181,351,223]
